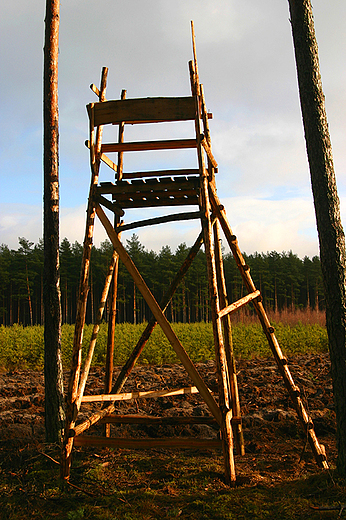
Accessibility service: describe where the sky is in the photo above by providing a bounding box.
[1,1,346,259]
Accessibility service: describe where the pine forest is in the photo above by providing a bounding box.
[0,235,324,327]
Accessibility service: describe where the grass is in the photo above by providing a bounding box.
[1,442,345,520]
[0,320,329,371]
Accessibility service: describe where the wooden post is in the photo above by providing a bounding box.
[61,67,108,481]
[189,53,236,484]
[213,220,245,456]
[208,182,328,469]
[104,224,120,437]
[117,89,126,182]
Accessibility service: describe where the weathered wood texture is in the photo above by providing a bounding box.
[209,181,328,469]
[99,415,217,425]
[61,68,108,480]
[288,0,346,475]
[189,57,236,485]
[43,0,65,444]
[88,96,197,127]
[101,138,198,153]
[81,385,200,403]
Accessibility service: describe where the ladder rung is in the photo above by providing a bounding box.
[218,290,261,319]
[81,385,200,403]
[101,138,198,154]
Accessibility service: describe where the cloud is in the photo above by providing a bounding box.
[1,0,346,258]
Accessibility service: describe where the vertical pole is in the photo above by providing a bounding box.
[189,44,236,483]
[43,0,65,443]
[213,221,245,455]
[105,221,120,437]
[61,67,108,480]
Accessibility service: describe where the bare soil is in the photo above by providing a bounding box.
[0,353,337,483]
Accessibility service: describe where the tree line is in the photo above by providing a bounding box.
[0,235,324,327]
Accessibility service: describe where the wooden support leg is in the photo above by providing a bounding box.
[105,220,121,437]
[213,220,245,456]
[209,182,328,470]
[189,55,235,484]
[61,67,108,481]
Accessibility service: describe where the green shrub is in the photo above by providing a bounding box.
[0,321,329,371]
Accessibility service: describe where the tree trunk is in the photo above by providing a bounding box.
[288,0,346,474]
[43,0,65,443]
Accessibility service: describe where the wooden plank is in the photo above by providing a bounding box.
[81,385,200,403]
[120,169,200,180]
[96,177,200,195]
[99,415,217,425]
[113,189,198,202]
[88,96,197,127]
[110,198,199,209]
[101,138,197,153]
[116,211,202,233]
[218,290,261,319]
[74,436,222,449]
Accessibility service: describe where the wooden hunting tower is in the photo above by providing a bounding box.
[61,24,328,485]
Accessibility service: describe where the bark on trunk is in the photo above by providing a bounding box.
[43,0,65,443]
[288,0,346,474]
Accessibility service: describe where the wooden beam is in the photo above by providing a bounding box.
[74,436,222,449]
[101,138,197,154]
[218,290,261,319]
[81,385,200,403]
[99,415,217,425]
[94,194,124,216]
[117,211,202,233]
[85,140,117,172]
[201,135,218,168]
[88,96,197,127]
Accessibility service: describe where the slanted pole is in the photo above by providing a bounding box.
[61,67,108,481]
[213,220,245,456]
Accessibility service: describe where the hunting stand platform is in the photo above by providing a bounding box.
[61,24,328,485]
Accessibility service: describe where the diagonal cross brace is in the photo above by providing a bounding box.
[95,203,222,426]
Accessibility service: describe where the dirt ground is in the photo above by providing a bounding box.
[0,353,337,482]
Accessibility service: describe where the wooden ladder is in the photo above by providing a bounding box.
[61,25,328,485]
